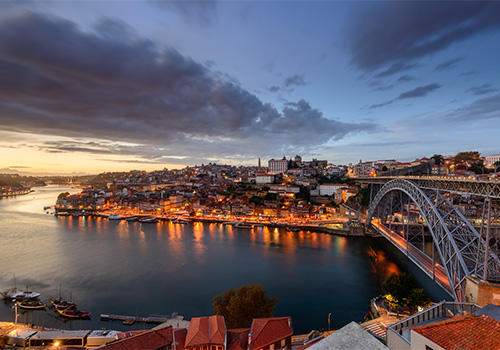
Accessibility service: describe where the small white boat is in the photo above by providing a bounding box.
[108,214,123,220]
[2,288,41,300]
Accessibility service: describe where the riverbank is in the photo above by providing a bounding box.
[0,189,34,198]
[55,210,379,238]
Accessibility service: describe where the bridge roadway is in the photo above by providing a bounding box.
[371,219,453,296]
[355,175,500,198]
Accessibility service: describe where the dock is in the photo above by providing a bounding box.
[100,313,177,325]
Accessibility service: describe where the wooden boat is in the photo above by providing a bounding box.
[49,286,76,310]
[56,306,90,319]
[16,299,46,310]
[49,297,76,310]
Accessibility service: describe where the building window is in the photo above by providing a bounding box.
[425,346,434,350]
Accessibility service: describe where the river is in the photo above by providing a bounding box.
[0,185,450,333]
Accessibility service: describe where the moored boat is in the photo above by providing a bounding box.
[2,287,41,300]
[108,214,123,220]
[139,217,159,223]
[16,299,46,310]
[49,297,76,310]
[56,306,90,319]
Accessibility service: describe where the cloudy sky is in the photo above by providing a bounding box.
[1,1,499,175]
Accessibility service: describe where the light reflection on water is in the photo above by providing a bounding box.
[0,185,450,333]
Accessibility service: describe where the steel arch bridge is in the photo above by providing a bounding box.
[366,178,500,301]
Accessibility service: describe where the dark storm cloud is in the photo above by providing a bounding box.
[345,2,500,75]
[284,74,307,87]
[368,83,441,110]
[0,11,376,161]
[435,58,463,72]
[466,84,498,96]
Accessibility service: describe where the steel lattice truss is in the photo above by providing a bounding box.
[367,179,500,301]
[357,176,500,198]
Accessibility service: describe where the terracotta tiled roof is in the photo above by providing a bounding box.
[173,328,188,350]
[95,326,173,350]
[185,315,226,348]
[227,328,250,350]
[248,317,293,350]
[412,315,500,349]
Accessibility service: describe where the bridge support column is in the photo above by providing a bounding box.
[465,275,500,306]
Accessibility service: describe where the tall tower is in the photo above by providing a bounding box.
[258,158,261,167]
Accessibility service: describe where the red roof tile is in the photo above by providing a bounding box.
[412,315,500,349]
[96,326,173,350]
[248,317,293,350]
[173,328,188,350]
[227,328,250,350]
[185,315,226,348]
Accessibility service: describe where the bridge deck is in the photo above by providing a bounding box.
[371,220,453,296]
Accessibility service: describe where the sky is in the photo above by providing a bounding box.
[0,1,499,175]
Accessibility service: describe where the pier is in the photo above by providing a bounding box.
[100,313,180,325]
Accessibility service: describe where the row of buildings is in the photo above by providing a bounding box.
[6,303,500,349]
[351,153,500,177]
[55,161,357,220]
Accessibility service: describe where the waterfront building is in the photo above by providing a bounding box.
[94,326,173,349]
[485,154,500,167]
[410,314,500,350]
[431,164,448,175]
[185,315,226,350]
[256,174,275,184]
[319,184,349,200]
[248,317,293,350]
[268,157,288,174]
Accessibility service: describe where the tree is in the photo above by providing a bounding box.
[408,288,432,311]
[431,154,443,166]
[213,283,278,329]
[382,272,429,313]
[57,192,70,200]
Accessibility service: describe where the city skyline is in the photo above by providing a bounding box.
[1,1,499,175]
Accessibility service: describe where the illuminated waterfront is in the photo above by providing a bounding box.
[0,186,449,333]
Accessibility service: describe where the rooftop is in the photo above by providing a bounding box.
[412,315,500,350]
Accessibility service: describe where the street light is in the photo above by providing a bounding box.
[328,313,331,331]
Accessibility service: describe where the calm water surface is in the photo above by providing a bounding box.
[0,186,449,333]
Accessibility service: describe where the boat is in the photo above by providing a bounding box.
[234,222,253,229]
[126,216,139,222]
[172,218,189,224]
[16,299,46,310]
[49,286,76,310]
[108,214,123,220]
[56,306,91,319]
[2,279,41,300]
[139,217,159,223]
[49,297,76,310]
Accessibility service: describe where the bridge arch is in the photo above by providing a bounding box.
[366,179,500,301]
